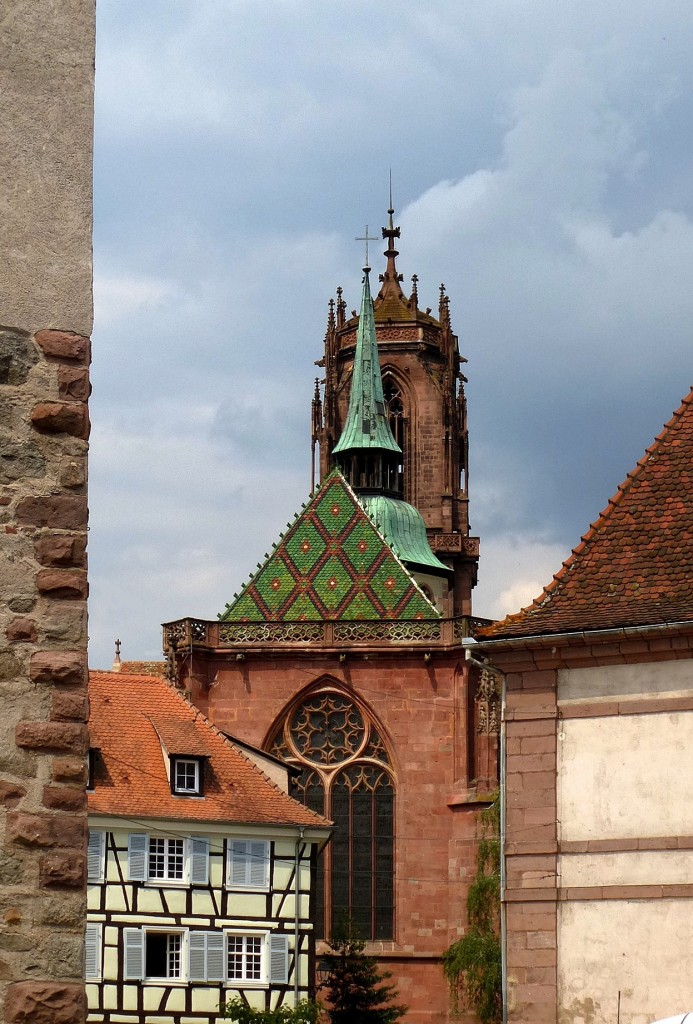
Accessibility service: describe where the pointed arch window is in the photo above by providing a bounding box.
[383,375,408,499]
[269,690,394,940]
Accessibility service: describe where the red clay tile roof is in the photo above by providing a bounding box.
[88,671,331,829]
[150,717,210,757]
[480,388,693,640]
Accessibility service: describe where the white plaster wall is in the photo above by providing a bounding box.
[558,661,693,703]
[558,900,693,1024]
[558,711,693,840]
[560,850,693,887]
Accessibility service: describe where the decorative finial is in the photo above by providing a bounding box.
[112,638,122,672]
[410,273,419,307]
[355,225,378,271]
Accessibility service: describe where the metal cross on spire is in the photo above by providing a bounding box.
[355,225,379,270]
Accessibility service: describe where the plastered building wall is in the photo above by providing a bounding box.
[556,659,693,1024]
[0,2,94,1021]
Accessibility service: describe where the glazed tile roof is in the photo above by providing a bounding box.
[220,470,439,622]
[88,671,331,829]
[480,388,693,639]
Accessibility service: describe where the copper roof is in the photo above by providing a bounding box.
[480,388,693,640]
[88,671,331,829]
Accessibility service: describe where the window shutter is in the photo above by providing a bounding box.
[206,932,225,983]
[269,933,289,985]
[127,834,147,881]
[190,837,209,885]
[230,840,249,886]
[188,931,207,982]
[249,841,269,888]
[123,929,144,980]
[87,830,104,882]
[85,922,101,979]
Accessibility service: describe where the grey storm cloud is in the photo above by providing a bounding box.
[89,0,693,667]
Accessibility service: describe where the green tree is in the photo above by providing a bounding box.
[223,997,321,1024]
[442,793,502,1024]
[320,928,407,1024]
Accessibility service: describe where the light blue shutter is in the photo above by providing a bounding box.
[127,834,147,881]
[249,841,269,888]
[206,932,225,983]
[230,840,249,886]
[123,929,144,980]
[269,933,289,985]
[190,837,209,885]
[188,931,207,982]
[87,831,104,881]
[85,922,100,979]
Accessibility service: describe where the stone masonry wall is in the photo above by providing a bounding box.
[0,2,95,1021]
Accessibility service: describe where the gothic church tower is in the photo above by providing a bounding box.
[312,208,479,616]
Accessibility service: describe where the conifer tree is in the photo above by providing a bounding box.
[320,928,407,1024]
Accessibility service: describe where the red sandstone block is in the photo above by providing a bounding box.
[37,568,88,599]
[507,753,555,773]
[526,931,556,949]
[42,785,87,812]
[0,781,26,807]
[5,981,87,1023]
[514,983,557,1005]
[30,651,86,687]
[34,329,90,363]
[31,401,89,438]
[507,719,557,738]
[51,757,87,784]
[39,850,86,888]
[16,721,88,754]
[6,617,37,643]
[34,534,86,568]
[57,365,90,401]
[510,948,557,967]
[520,670,557,690]
[51,690,89,723]
[15,494,87,529]
[520,735,556,754]
[6,811,86,849]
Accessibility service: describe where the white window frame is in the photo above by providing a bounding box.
[226,931,266,985]
[172,757,202,795]
[127,833,209,886]
[125,927,187,983]
[148,836,186,881]
[224,931,289,988]
[226,839,270,890]
[87,830,105,883]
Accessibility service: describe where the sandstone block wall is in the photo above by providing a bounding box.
[1,1,95,1020]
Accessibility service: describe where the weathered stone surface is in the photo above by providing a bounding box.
[15,721,88,754]
[58,458,86,489]
[15,494,87,529]
[31,402,88,439]
[42,785,87,812]
[0,437,46,482]
[0,852,24,885]
[36,895,84,928]
[6,618,38,643]
[29,652,86,687]
[0,781,26,808]
[36,569,88,600]
[39,851,85,888]
[8,597,35,614]
[51,757,86,784]
[50,691,89,723]
[0,330,37,385]
[39,606,87,645]
[34,331,90,363]
[34,535,86,568]
[56,366,90,402]
[45,934,85,979]
[0,652,22,680]
[6,811,86,849]
[0,932,34,952]
[5,981,87,1023]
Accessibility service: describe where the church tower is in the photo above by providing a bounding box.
[313,207,479,617]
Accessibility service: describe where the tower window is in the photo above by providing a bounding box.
[269,689,394,941]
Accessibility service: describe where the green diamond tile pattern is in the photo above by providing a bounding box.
[220,470,439,622]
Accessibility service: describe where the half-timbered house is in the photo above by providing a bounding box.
[87,670,331,1024]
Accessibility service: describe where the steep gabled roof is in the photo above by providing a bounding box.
[480,389,693,639]
[88,671,331,829]
[220,470,439,622]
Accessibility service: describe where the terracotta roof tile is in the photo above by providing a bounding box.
[88,671,331,829]
[480,388,693,639]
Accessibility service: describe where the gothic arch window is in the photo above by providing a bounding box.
[268,689,394,941]
[382,373,411,501]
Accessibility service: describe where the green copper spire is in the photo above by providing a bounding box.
[333,267,401,457]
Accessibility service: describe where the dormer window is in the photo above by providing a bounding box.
[171,757,203,796]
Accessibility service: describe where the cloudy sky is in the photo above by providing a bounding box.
[89,0,693,668]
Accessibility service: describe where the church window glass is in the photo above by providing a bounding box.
[269,689,394,940]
